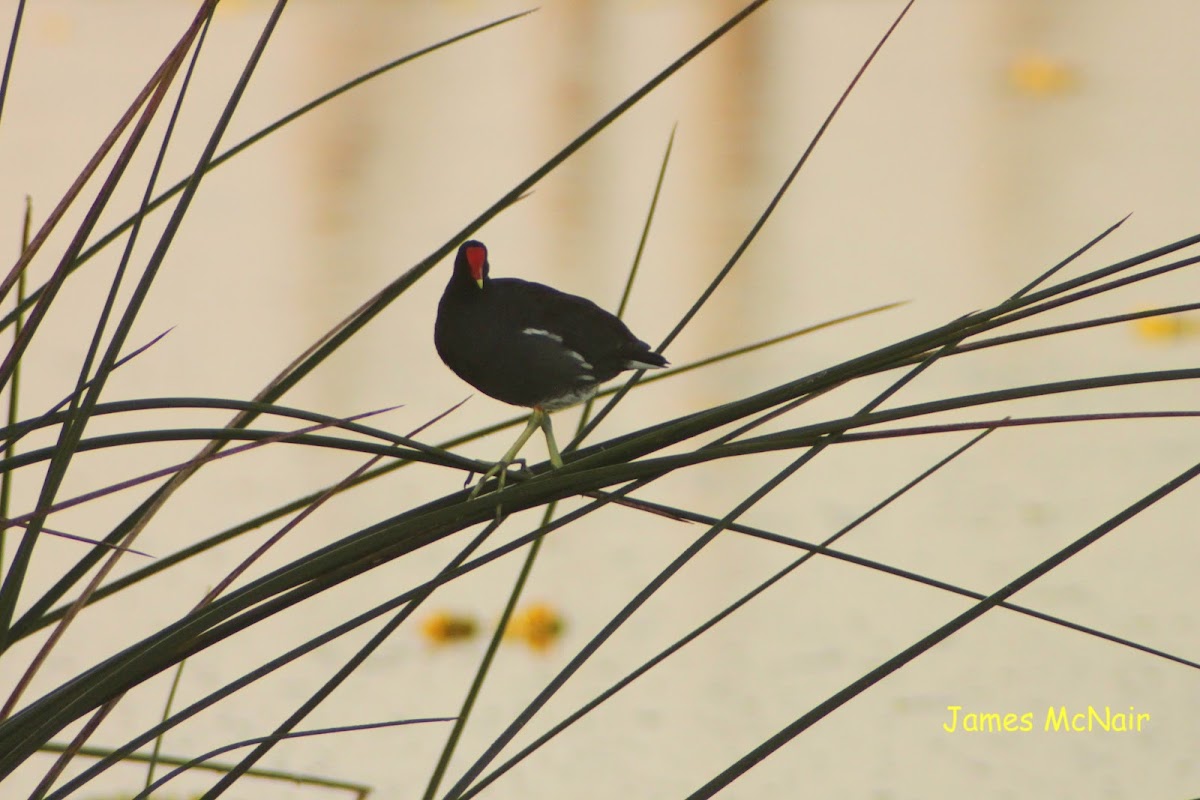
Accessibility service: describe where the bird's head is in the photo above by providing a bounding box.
[455,240,489,289]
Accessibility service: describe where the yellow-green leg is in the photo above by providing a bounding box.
[539,410,564,468]
[469,410,542,500]
[468,407,566,502]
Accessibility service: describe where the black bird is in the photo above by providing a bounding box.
[435,240,667,495]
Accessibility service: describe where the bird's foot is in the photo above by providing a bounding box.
[466,458,528,501]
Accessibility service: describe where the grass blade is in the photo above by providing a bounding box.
[0,0,27,128]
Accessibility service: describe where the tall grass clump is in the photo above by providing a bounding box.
[0,1,1195,798]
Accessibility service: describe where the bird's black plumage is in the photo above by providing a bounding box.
[435,240,666,411]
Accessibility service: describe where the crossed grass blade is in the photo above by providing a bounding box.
[455,424,1000,798]
[0,197,32,569]
[5,225,1195,775]
[27,390,1196,792]
[685,461,1200,798]
[130,718,453,800]
[0,12,535,745]
[459,404,1200,795]
[0,2,217,650]
[54,403,467,799]
[0,9,536,335]
[0,0,778,775]
[138,396,507,799]
[16,311,873,639]
[0,2,215,309]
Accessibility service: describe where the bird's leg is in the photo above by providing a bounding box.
[538,409,564,468]
[469,409,543,500]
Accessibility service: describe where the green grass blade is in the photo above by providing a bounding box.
[134,718,451,800]
[0,197,31,570]
[143,658,186,794]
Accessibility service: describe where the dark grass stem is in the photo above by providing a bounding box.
[726,174,1113,453]
[0,522,150,557]
[0,407,398,534]
[0,327,174,458]
[44,597,453,798]
[616,124,676,320]
[1013,213,1130,300]
[195,398,463,609]
[0,396,460,470]
[157,396,466,798]
[685,461,1200,798]
[0,405,400,724]
[0,0,27,128]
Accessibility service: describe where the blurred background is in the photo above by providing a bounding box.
[0,1,1197,797]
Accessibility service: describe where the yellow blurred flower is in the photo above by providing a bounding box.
[1008,52,1077,96]
[505,603,565,652]
[1132,310,1196,343]
[420,611,478,645]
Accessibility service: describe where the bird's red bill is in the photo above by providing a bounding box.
[465,244,487,283]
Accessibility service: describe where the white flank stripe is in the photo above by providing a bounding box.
[565,350,593,370]
[522,327,563,343]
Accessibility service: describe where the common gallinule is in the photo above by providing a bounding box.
[435,240,667,496]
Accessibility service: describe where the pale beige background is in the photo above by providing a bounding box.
[0,1,1197,798]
